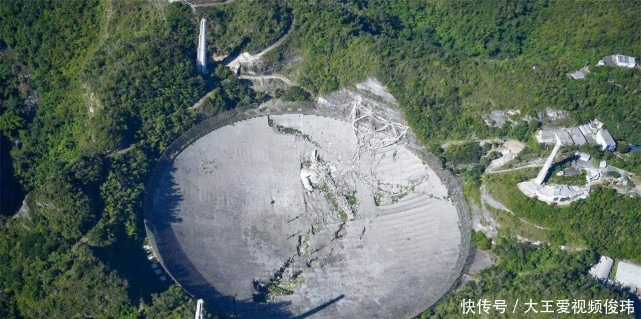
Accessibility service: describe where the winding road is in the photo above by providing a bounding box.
[189,7,296,111]
[239,74,295,86]
[224,15,293,69]
[480,185,551,231]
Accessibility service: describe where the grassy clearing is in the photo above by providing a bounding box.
[483,169,641,261]
[487,206,551,244]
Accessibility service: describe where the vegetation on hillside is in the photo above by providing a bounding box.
[1,0,639,317]
[199,0,291,55]
[0,0,263,317]
[421,238,635,318]
[283,0,641,145]
[485,169,641,262]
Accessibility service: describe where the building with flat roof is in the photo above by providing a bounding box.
[589,256,614,281]
[575,151,591,162]
[596,129,616,151]
[615,261,641,293]
[568,127,586,145]
[535,129,573,145]
[535,121,615,151]
[599,54,637,68]
[567,66,589,80]
[613,54,636,68]
[536,129,556,144]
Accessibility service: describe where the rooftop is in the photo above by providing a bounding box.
[518,181,590,205]
[589,256,614,281]
[615,261,641,292]
[567,66,589,80]
[617,55,631,63]
[600,54,637,68]
[596,129,616,146]
[536,120,615,150]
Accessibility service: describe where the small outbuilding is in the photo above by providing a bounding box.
[596,129,616,151]
[600,54,637,68]
[567,67,589,80]
[575,151,591,162]
[589,256,614,281]
[613,54,636,68]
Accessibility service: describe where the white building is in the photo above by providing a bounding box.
[613,54,636,68]
[615,261,641,293]
[535,129,557,144]
[589,256,614,281]
[518,181,590,205]
[598,55,637,69]
[595,129,616,151]
[567,67,589,80]
[575,152,591,162]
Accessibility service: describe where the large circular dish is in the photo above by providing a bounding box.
[145,99,470,319]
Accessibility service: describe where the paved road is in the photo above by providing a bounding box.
[181,0,236,8]
[486,162,542,174]
[239,74,295,86]
[190,13,294,110]
[225,16,293,66]
[480,185,551,230]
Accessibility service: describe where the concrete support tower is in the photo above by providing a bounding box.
[534,135,562,185]
[194,299,204,319]
[197,19,207,74]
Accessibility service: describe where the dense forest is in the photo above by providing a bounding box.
[1,0,639,317]
[0,0,260,317]
[281,0,641,145]
[199,0,291,55]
